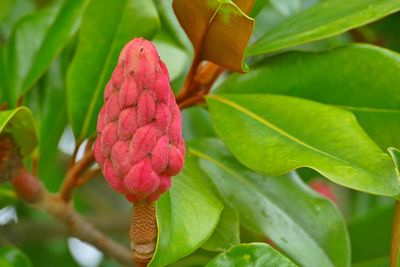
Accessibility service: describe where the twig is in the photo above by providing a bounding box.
[178,95,205,110]
[176,53,202,103]
[75,168,101,187]
[85,138,95,154]
[68,142,81,169]
[390,200,400,267]
[60,150,95,202]
[10,167,133,266]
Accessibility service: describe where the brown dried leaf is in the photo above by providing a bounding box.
[173,0,255,72]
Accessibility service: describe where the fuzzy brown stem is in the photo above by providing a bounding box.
[130,201,157,266]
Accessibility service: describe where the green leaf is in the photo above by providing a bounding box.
[150,156,223,267]
[21,0,89,94]
[207,94,400,198]
[0,246,31,267]
[190,139,350,267]
[182,107,216,141]
[248,0,400,55]
[0,107,37,156]
[153,39,188,81]
[0,0,15,22]
[67,0,159,140]
[206,243,298,267]
[6,0,89,105]
[389,147,400,176]
[0,187,17,207]
[202,205,240,252]
[6,7,57,105]
[38,56,68,192]
[349,204,393,264]
[352,257,388,267]
[217,44,400,150]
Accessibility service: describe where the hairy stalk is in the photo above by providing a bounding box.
[390,200,400,267]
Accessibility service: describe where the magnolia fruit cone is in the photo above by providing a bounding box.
[94,38,185,264]
[94,38,185,203]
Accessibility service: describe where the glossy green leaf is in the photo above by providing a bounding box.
[251,0,320,40]
[218,44,400,150]
[207,94,400,198]
[0,107,37,156]
[67,0,159,140]
[6,7,57,105]
[6,0,88,105]
[206,243,298,267]
[203,205,240,252]
[248,0,400,55]
[190,139,350,267]
[150,157,223,267]
[38,57,68,192]
[0,246,31,267]
[21,0,89,94]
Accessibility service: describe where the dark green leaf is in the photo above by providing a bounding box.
[206,243,297,267]
[349,204,393,264]
[150,156,223,267]
[218,44,400,150]
[207,95,400,198]
[21,0,89,94]
[67,0,159,140]
[248,0,400,55]
[38,57,68,191]
[0,107,37,156]
[190,139,350,267]
[6,7,57,105]
[0,246,31,267]
[6,0,88,105]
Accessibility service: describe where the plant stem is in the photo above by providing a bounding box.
[60,149,95,202]
[391,200,400,267]
[10,167,133,266]
[176,53,202,103]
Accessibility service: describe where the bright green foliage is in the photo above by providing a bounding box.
[150,157,223,267]
[206,243,298,267]
[218,44,400,150]
[190,139,350,267]
[1,0,400,266]
[249,0,400,55]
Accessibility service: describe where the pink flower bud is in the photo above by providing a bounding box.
[94,38,185,202]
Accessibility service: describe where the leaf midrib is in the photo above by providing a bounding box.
[210,95,353,164]
[189,147,336,267]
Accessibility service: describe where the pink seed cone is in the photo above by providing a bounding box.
[94,38,185,202]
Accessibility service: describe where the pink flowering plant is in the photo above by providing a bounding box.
[1,1,400,267]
